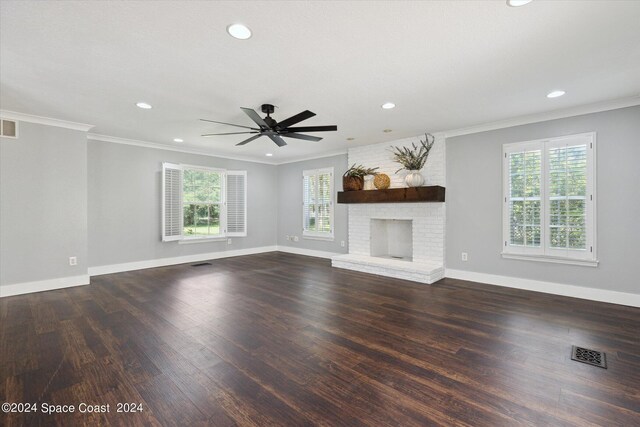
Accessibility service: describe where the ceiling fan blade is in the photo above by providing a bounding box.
[282,132,322,142]
[201,131,259,137]
[267,134,287,147]
[235,134,263,146]
[241,107,269,129]
[276,110,316,129]
[284,125,337,132]
[199,118,258,130]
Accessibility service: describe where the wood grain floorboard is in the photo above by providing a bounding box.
[1,252,639,426]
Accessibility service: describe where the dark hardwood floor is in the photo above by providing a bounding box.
[1,252,639,426]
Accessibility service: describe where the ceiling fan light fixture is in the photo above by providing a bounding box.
[227,24,252,40]
[381,102,396,110]
[136,102,152,109]
[547,90,566,98]
[507,0,533,6]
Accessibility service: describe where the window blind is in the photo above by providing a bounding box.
[507,149,542,249]
[226,171,247,236]
[548,144,587,250]
[162,162,182,241]
[502,133,595,263]
[303,168,334,238]
[303,172,316,232]
[317,172,332,233]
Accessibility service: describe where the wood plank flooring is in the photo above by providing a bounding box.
[1,252,639,426]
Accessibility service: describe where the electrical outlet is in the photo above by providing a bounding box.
[294,236,299,242]
[340,240,345,247]
[461,252,468,261]
[69,256,77,266]
[227,238,232,245]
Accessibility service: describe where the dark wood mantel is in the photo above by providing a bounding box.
[337,186,445,204]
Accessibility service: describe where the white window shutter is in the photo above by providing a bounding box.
[302,168,334,238]
[505,148,542,251]
[302,171,315,232]
[316,170,333,234]
[226,171,247,236]
[162,162,182,241]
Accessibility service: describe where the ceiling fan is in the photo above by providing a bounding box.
[200,104,337,147]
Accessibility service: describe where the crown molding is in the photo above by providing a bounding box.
[442,95,640,138]
[6,95,638,165]
[87,133,278,165]
[0,110,94,132]
[88,132,348,166]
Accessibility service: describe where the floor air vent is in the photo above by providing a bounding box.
[571,346,607,369]
[191,262,212,267]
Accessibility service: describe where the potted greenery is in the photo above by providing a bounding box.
[390,133,435,187]
[342,164,379,191]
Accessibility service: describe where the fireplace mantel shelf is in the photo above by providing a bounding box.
[337,186,445,204]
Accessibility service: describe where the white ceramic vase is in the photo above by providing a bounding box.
[404,170,424,187]
[363,176,375,190]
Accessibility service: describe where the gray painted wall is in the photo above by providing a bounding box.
[277,154,349,254]
[446,105,640,294]
[1,122,88,286]
[88,141,278,267]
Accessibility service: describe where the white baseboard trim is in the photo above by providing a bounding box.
[276,245,342,259]
[445,268,640,308]
[88,246,278,276]
[0,275,90,298]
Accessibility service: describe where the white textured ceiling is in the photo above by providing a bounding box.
[1,1,639,163]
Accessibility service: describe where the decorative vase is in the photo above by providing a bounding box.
[343,176,364,191]
[363,176,374,190]
[404,170,424,187]
[374,173,390,189]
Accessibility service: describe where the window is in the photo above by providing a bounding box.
[162,163,246,241]
[303,167,334,239]
[183,168,224,238]
[503,133,596,266]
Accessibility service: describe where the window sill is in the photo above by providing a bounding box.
[502,253,598,267]
[179,236,227,245]
[302,234,334,242]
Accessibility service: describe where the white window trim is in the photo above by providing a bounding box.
[178,237,228,244]
[302,167,335,240]
[502,132,597,266]
[163,163,247,243]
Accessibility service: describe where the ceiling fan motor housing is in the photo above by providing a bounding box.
[261,104,275,115]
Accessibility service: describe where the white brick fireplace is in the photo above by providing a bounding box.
[370,219,413,260]
[332,134,445,284]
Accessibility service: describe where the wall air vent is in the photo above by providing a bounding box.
[1,119,18,138]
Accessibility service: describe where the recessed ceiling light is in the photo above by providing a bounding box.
[547,90,566,98]
[227,24,252,40]
[381,102,396,110]
[136,102,152,109]
[173,138,183,143]
[507,0,533,6]
[383,129,393,133]
[265,153,273,157]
